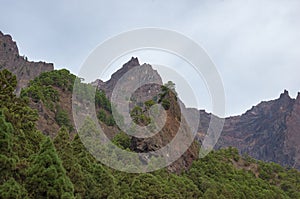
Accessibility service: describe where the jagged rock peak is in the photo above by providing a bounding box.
[0,31,13,40]
[280,89,290,99]
[0,31,19,56]
[109,57,139,80]
[296,92,300,101]
[293,92,300,106]
[126,57,140,67]
[0,30,54,94]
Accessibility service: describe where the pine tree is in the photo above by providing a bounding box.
[68,163,87,198]
[0,69,41,158]
[0,111,17,183]
[71,133,95,170]
[55,128,88,198]
[89,164,119,198]
[26,137,74,198]
[129,173,165,199]
[0,178,28,199]
[71,134,96,198]
[54,127,74,172]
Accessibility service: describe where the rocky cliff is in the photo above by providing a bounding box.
[130,89,199,173]
[95,57,199,172]
[2,30,299,171]
[95,57,162,106]
[196,90,300,169]
[85,58,300,171]
[0,31,53,94]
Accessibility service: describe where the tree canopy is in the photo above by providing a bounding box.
[1,69,299,198]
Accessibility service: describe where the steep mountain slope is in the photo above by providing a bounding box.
[95,57,199,172]
[1,70,300,198]
[0,31,53,94]
[94,57,163,108]
[197,90,300,169]
[1,31,300,198]
[129,87,199,173]
[1,31,300,172]
[21,69,77,137]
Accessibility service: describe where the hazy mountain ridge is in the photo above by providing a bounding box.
[91,57,300,170]
[213,90,300,169]
[1,31,300,198]
[0,31,53,94]
[104,58,300,170]
[1,31,300,170]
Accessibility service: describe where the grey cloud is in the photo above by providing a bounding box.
[1,0,299,116]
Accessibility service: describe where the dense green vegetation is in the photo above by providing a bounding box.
[20,69,75,130]
[130,105,151,126]
[21,69,76,106]
[187,148,300,198]
[95,90,120,127]
[55,105,73,132]
[1,69,300,198]
[158,81,177,110]
[129,82,177,127]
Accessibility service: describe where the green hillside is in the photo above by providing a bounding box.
[1,69,300,198]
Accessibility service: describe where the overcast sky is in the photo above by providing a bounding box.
[1,0,300,116]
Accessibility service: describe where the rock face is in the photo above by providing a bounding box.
[31,87,74,138]
[95,57,162,104]
[94,57,165,121]
[93,58,300,171]
[197,90,300,169]
[2,30,299,171]
[130,90,199,173]
[283,92,300,168]
[0,31,53,94]
[95,57,199,172]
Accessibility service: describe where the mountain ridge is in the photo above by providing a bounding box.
[0,31,53,94]
[103,58,300,170]
[213,89,300,169]
[1,31,300,171]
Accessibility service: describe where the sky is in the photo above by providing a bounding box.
[1,0,300,116]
